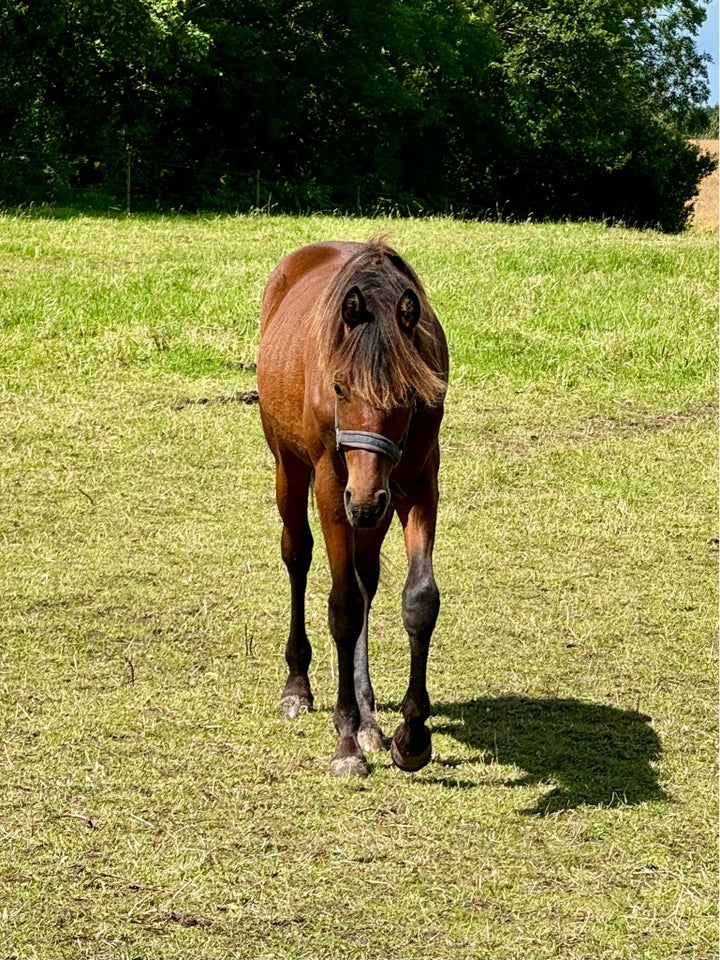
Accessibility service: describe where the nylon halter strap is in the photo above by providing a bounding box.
[334,394,415,468]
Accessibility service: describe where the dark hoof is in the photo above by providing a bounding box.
[358,721,391,753]
[280,694,313,720]
[391,722,432,773]
[330,754,370,778]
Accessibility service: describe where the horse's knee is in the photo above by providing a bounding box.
[402,575,440,640]
[328,587,364,643]
[281,523,313,576]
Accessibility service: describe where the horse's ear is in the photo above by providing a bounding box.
[342,286,366,329]
[397,288,420,333]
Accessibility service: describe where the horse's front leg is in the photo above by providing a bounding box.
[315,464,369,777]
[392,464,441,772]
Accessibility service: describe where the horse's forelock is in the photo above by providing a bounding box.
[310,241,446,411]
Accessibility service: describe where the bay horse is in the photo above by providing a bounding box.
[257,238,448,777]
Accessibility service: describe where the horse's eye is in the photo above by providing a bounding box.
[333,382,344,398]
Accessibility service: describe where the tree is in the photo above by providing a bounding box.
[176,0,500,211]
[486,0,716,228]
[0,0,70,201]
[0,0,210,205]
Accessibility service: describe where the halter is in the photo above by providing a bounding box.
[334,395,414,468]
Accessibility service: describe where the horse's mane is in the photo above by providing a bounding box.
[309,237,447,412]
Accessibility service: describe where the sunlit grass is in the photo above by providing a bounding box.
[0,212,716,958]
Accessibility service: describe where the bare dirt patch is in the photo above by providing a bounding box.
[691,139,718,232]
[577,402,717,440]
[172,390,259,410]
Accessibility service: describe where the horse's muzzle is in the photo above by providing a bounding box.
[343,487,389,529]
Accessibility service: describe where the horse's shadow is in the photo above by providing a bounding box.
[429,695,666,814]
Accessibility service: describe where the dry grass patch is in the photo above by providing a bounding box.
[690,139,718,231]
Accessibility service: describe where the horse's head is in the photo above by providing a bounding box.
[332,283,420,529]
[334,383,414,529]
[309,243,446,530]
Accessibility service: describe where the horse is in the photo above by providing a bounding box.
[257,237,448,777]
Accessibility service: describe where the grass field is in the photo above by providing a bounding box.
[0,212,717,959]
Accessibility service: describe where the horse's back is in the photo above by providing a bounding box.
[260,241,363,336]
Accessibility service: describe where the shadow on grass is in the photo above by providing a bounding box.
[431,695,666,814]
[2,200,335,221]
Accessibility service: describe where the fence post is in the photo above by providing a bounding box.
[126,142,134,216]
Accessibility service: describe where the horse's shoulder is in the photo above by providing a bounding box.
[261,242,362,328]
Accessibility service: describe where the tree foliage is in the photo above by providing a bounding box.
[0,0,714,229]
[489,0,716,229]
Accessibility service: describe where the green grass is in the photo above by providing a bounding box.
[0,212,716,959]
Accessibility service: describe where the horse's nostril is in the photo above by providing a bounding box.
[376,490,388,514]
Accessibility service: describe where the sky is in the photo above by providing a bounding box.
[698,0,719,103]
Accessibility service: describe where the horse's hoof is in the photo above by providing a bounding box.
[391,723,432,773]
[358,721,390,753]
[330,754,370,778]
[280,694,312,720]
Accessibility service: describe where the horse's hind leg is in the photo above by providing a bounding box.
[353,526,392,754]
[275,453,314,719]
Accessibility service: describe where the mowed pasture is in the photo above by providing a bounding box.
[0,213,716,959]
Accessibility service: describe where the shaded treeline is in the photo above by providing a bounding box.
[0,0,715,229]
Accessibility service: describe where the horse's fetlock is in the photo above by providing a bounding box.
[401,690,431,725]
